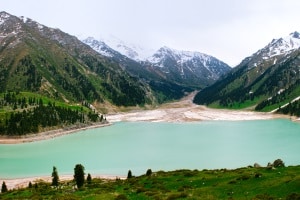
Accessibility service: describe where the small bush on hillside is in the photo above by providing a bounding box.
[273,159,285,168]
[146,169,152,176]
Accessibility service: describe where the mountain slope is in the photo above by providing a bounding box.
[193,32,300,111]
[0,11,153,107]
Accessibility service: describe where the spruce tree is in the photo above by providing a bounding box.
[87,173,92,184]
[51,166,59,186]
[127,170,132,179]
[74,164,85,188]
[1,181,8,193]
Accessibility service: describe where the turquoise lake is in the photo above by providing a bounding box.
[0,119,300,179]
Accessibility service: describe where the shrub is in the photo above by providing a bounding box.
[273,159,285,168]
[146,169,152,176]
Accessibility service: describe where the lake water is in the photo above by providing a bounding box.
[0,119,299,179]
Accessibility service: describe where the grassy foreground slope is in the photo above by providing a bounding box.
[1,166,300,199]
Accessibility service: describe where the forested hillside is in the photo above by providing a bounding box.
[0,92,103,135]
[193,32,300,116]
[0,11,153,107]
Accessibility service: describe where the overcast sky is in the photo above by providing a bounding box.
[2,0,300,66]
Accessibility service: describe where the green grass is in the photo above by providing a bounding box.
[1,166,300,199]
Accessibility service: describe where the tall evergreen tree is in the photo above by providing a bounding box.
[1,181,8,193]
[87,173,92,184]
[127,170,132,179]
[74,164,85,188]
[51,166,59,186]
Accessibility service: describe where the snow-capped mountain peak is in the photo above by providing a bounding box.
[147,46,226,72]
[264,31,300,58]
[244,31,300,70]
[97,35,155,61]
[82,37,115,57]
[146,46,231,83]
[148,46,212,66]
[81,35,156,61]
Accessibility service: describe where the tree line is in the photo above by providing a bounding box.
[276,100,300,117]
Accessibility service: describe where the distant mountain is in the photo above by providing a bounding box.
[0,11,153,107]
[145,46,231,87]
[193,31,300,112]
[83,37,231,89]
[82,37,195,103]
[83,35,155,61]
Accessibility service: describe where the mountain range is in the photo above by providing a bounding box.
[0,11,231,109]
[1,11,299,115]
[82,37,231,88]
[193,31,300,113]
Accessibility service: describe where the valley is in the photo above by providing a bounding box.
[0,91,289,144]
[1,3,300,199]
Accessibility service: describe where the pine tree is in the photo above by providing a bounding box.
[74,164,85,188]
[127,170,132,179]
[1,181,8,193]
[51,166,59,186]
[87,173,92,184]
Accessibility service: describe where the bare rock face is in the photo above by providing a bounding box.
[254,163,262,168]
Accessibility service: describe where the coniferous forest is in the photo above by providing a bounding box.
[0,92,103,136]
[277,100,300,117]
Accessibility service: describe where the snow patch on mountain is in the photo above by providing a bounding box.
[82,37,114,57]
[0,12,10,25]
[19,16,29,23]
[99,35,155,61]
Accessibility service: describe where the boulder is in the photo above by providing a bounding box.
[254,163,262,168]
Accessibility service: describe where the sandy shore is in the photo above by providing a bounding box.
[0,122,111,144]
